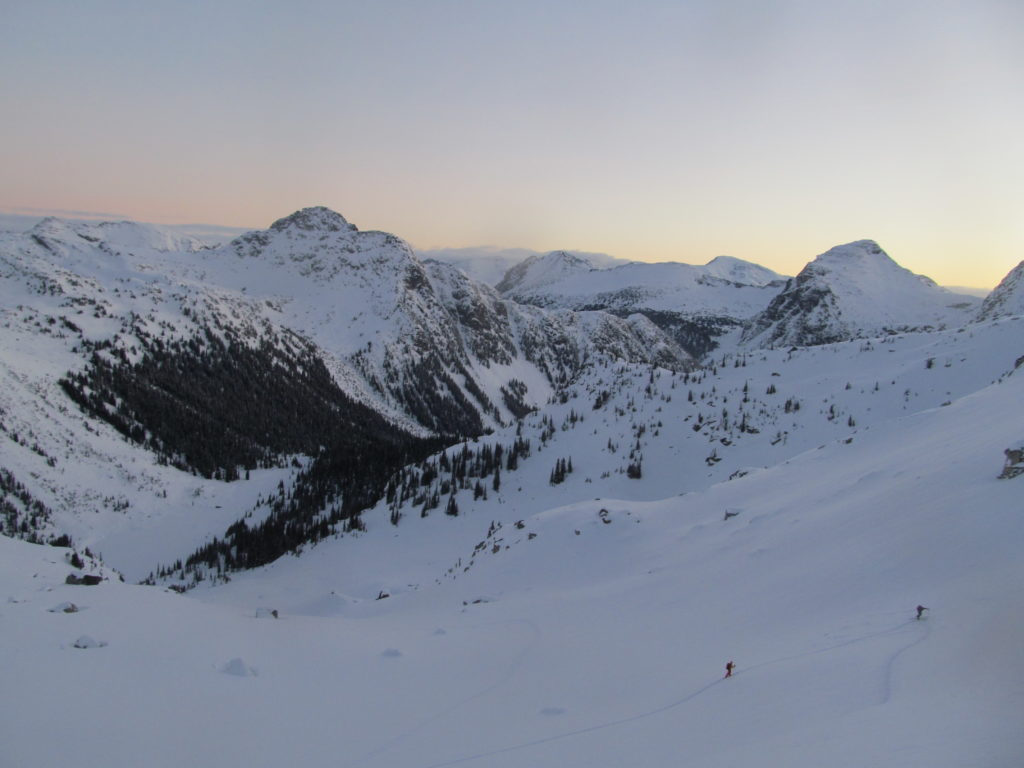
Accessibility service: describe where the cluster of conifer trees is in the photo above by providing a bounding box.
[382,435,531,525]
[548,457,573,485]
[60,330,380,480]
[0,467,59,544]
[57,327,460,581]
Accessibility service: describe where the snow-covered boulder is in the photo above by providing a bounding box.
[999,443,1024,479]
[72,635,106,649]
[221,657,257,676]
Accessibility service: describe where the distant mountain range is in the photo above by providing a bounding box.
[0,206,1020,573]
[468,239,984,357]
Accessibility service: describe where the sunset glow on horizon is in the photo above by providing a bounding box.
[2,1,1021,289]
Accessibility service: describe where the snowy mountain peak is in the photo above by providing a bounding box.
[269,206,357,234]
[743,240,980,348]
[820,238,883,257]
[811,239,893,271]
[224,206,416,278]
[495,250,596,294]
[976,260,1024,322]
[807,240,942,288]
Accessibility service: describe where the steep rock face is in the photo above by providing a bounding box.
[496,251,786,359]
[422,260,519,366]
[742,240,980,348]
[425,260,692,382]
[976,261,1024,322]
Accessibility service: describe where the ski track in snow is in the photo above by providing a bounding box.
[879,618,931,705]
[342,618,543,768]
[417,617,929,768]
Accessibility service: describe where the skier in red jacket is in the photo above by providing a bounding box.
[724,661,735,678]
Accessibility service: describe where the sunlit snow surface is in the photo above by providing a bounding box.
[3,323,1023,767]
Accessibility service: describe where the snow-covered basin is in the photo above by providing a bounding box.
[2,365,1022,767]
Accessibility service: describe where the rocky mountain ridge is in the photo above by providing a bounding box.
[494,240,986,356]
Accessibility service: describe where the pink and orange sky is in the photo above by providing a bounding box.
[2,1,1021,289]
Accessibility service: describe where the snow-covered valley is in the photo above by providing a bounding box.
[2,210,1023,767]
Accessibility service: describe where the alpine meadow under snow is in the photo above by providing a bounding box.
[1,208,1022,768]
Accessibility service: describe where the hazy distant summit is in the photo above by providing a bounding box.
[28,216,212,254]
[702,255,785,287]
[495,250,598,294]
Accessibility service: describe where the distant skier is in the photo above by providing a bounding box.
[916,605,928,620]
[724,661,735,678]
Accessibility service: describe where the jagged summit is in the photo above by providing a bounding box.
[269,206,357,234]
[976,260,1024,322]
[815,238,885,262]
[224,206,414,281]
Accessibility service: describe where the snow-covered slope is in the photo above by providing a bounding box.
[743,240,981,348]
[976,260,1024,321]
[22,216,216,254]
[3,318,1021,768]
